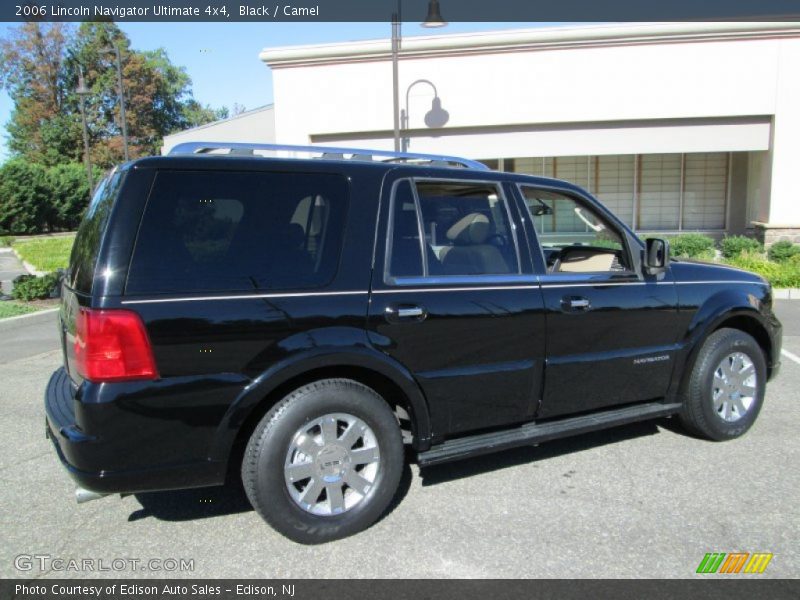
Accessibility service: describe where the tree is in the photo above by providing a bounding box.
[1,22,226,169]
[0,23,78,166]
[47,163,103,230]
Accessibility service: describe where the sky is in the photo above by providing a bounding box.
[0,21,542,162]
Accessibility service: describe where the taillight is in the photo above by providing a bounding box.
[74,308,158,382]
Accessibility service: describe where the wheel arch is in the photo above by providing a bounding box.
[212,348,432,476]
[672,291,775,400]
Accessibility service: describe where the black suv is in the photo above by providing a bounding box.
[46,143,782,543]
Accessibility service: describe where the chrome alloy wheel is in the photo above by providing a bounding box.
[284,413,380,516]
[712,352,757,422]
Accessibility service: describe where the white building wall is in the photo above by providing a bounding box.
[263,23,800,228]
[768,38,800,226]
[269,29,781,146]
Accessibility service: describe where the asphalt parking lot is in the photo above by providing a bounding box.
[1,302,798,579]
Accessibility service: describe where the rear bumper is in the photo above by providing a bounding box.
[44,368,226,494]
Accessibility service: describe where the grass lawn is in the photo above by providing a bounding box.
[12,235,75,272]
[0,301,39,319]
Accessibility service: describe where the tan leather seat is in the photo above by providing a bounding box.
[557,248,615,272]
[441,213,510,275]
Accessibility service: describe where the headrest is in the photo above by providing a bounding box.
[446,213,491,245]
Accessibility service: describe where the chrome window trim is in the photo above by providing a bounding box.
[117,278,766,304]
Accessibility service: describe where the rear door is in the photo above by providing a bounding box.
[367,172,546,438]
[515,184,680,419]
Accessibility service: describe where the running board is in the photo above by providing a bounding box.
[417,402,682,467]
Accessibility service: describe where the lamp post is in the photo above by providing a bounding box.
[75,68,94,198]
[391,0,447,152]
[401,79,450,152]
[103,43,129,161]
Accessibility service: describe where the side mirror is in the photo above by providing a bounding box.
[644,238,669,275]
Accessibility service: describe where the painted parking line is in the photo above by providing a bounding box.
[781,349,800,366]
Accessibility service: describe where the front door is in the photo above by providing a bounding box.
[367,173,546,437]
[515,184,680,419]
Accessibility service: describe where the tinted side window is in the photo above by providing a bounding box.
[126,171,348,294]
[69,169,124,293]
[387,179,519,278]
[417,181,519,276]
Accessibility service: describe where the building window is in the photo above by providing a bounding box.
[638,154,682,230]
[682,152,728,230]
[503,152,729,232]
[595,155,635,227]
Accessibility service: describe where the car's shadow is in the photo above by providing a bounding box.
[128,419,675,522]
[129,483,253,523]
[417,418,669,486]
[128,458,414,524]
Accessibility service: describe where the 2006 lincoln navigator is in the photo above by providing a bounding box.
[45,143,782,543]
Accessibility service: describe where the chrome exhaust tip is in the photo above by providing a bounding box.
[75,487,109,504]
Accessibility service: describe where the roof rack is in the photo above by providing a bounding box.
[167,142,488,170]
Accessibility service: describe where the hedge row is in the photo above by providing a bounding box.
[662,233,800,288]
[0,160,102,235]
[724,252,800,289]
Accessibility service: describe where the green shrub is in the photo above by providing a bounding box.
[720,235,763,259]
[0,160,98,235]
[667,233,716,260]
[767,240,800,263]
[11,273,61,301]
[0,160,51,234]
[725,251,800,288]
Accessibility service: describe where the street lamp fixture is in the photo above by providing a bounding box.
[422,0,447,28]
[392,0,447,151]
[75,68,94,198]
[102,44,130,162]
[401,79,450,152]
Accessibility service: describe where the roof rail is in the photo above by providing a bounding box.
[167,142,488,170]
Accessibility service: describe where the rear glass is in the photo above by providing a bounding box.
[125,170,348,295]
[68,170,124,293]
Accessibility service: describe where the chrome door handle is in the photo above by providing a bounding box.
[561,296,591,312]
[385,305,428,323]
[397,307,425,318]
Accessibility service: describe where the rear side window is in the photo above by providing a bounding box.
[69,169,124,293]
[386,179,520,279]
[126,171,348,295]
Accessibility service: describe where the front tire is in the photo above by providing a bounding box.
[242,379,403,544]
[679,328,767,441]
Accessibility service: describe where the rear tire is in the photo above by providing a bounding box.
[679,328,766,441]
[242,378,403,544]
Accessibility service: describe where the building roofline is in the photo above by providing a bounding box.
[259,22,800,67]
[163,104,274,140]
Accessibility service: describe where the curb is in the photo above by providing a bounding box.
[773,289,800,300]
[11,249,46,276]
[0,308,58,332]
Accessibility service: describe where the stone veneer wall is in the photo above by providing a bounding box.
[753,224,800,247]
